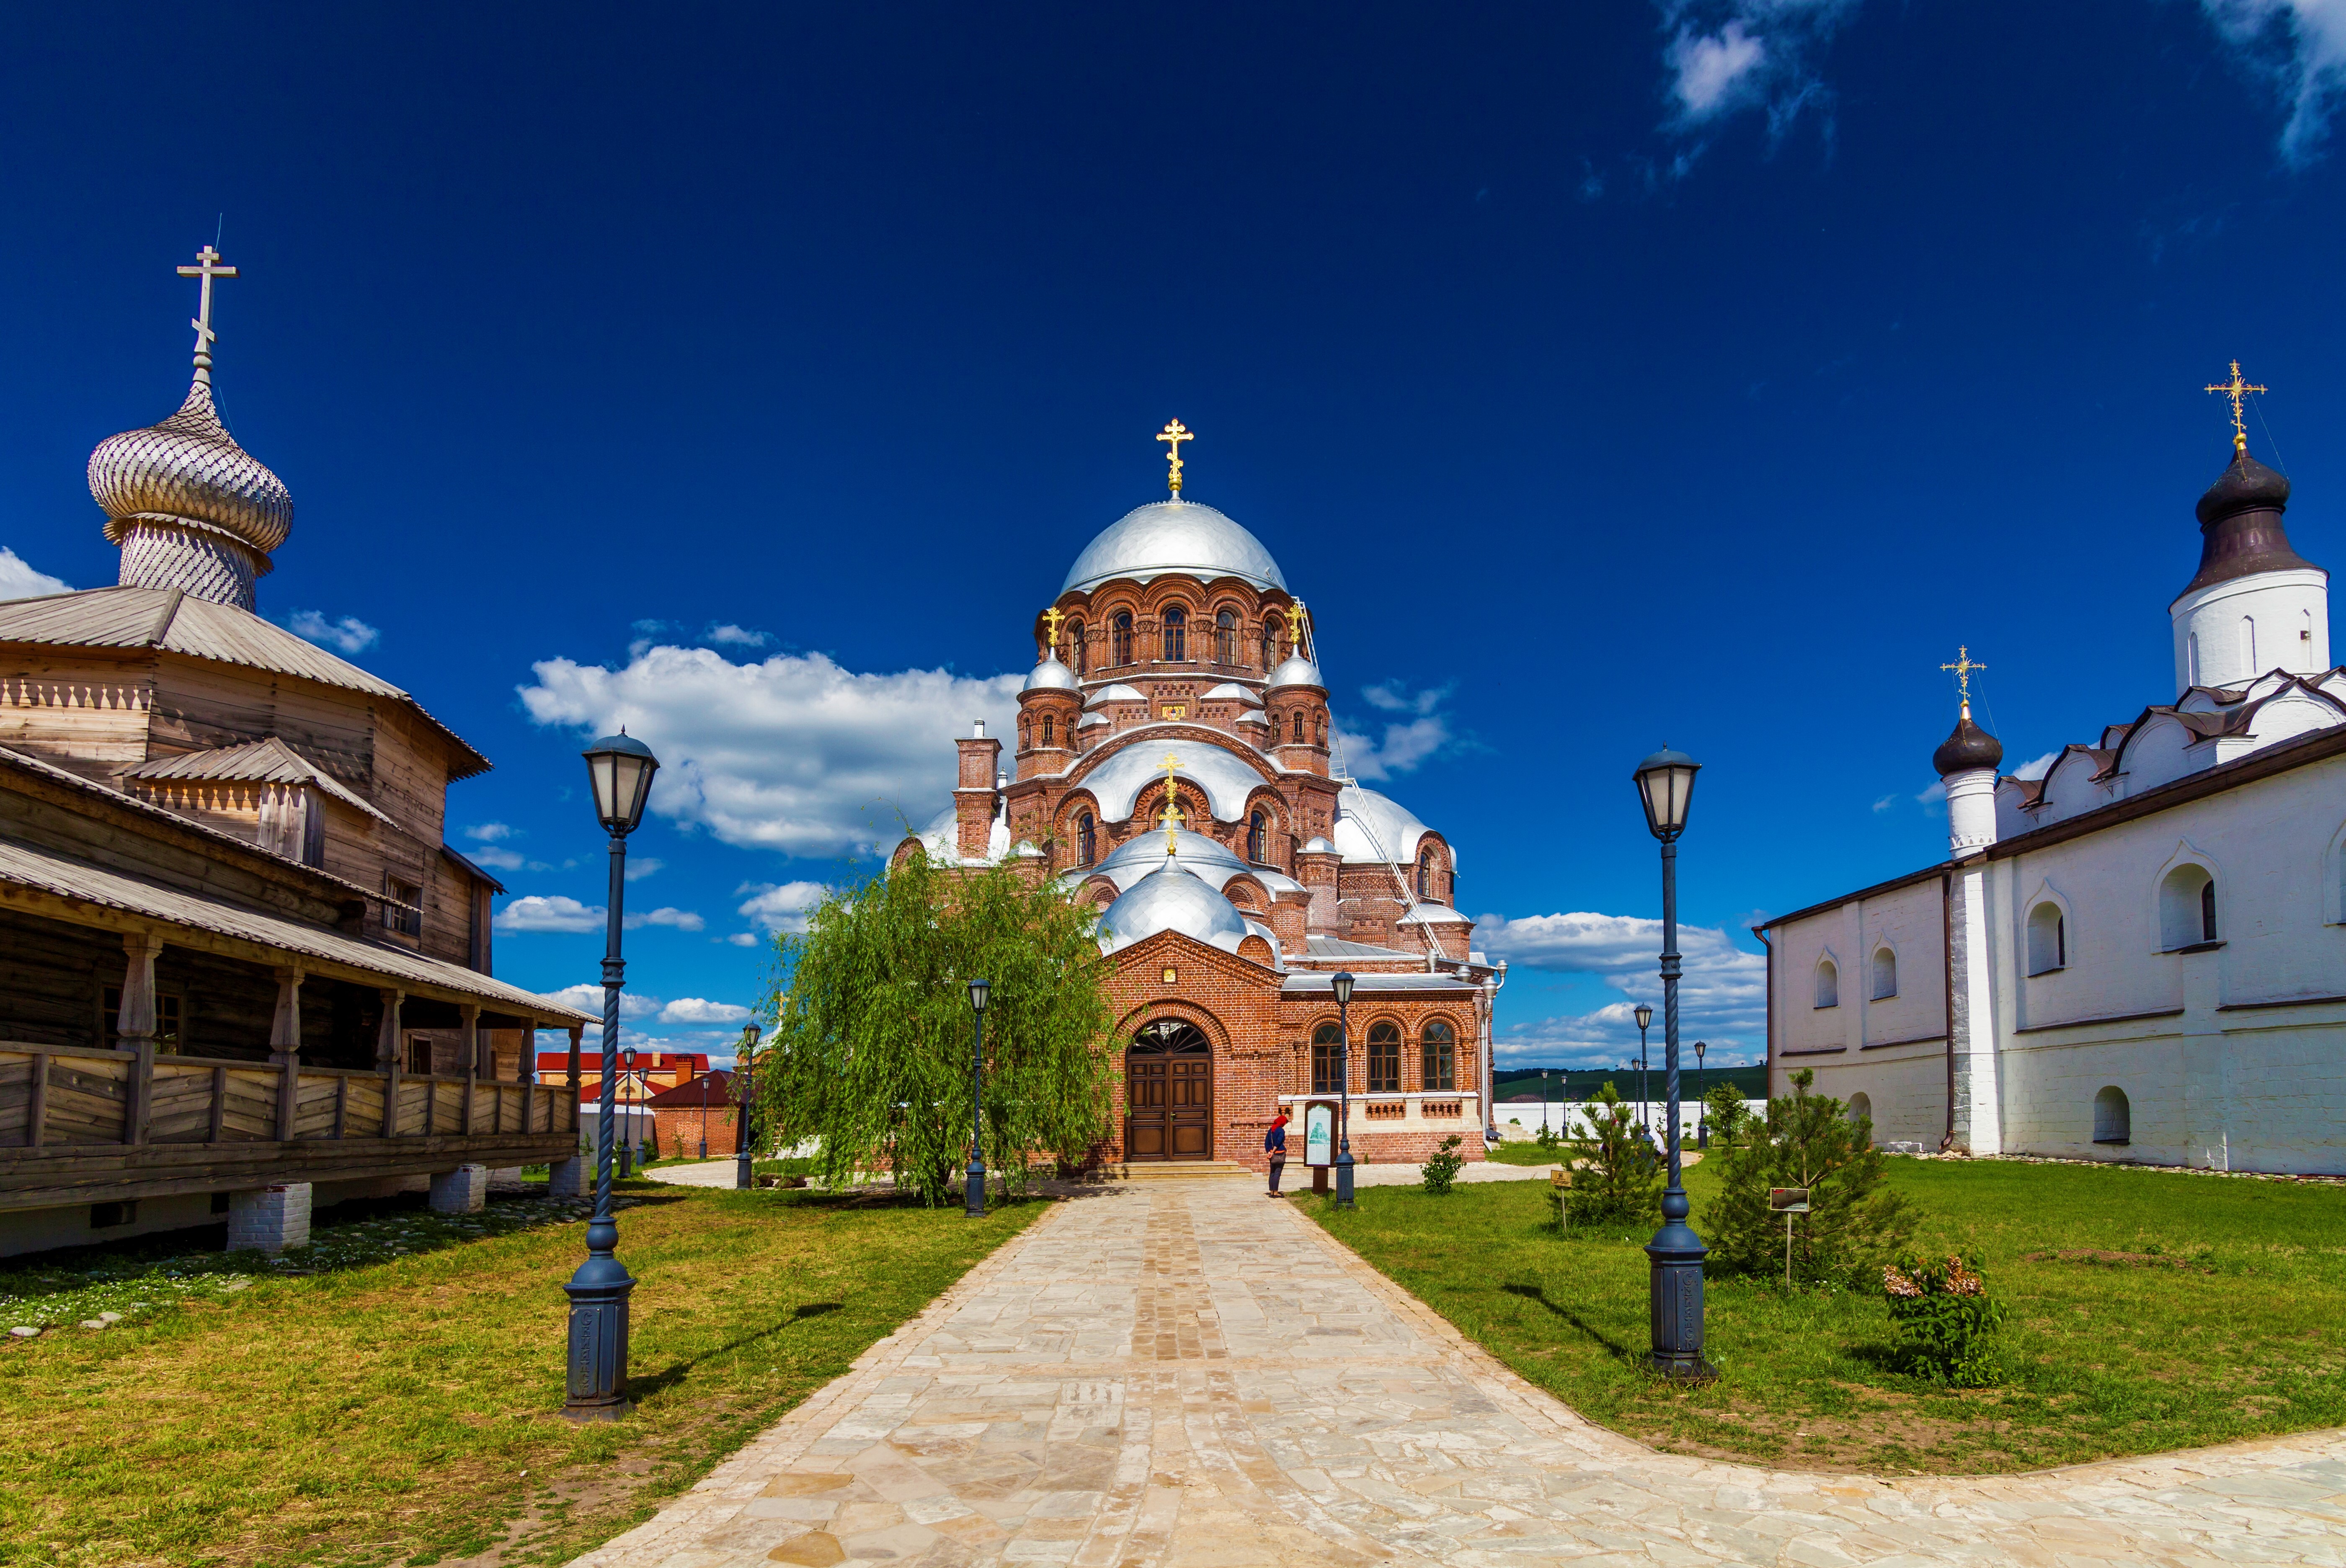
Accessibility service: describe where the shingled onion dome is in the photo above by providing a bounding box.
[2177,444,2319,602]
[89,375,292,613]
[1932,708,2004,777]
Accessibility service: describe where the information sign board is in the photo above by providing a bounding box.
[1768,1187,1811,1213]
[1303,1101,1336,1167]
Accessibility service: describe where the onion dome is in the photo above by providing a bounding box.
[1933,708,2004,776]
[1097,857,1248,954]
[1022,652,1078,693]
[2179,446,2320,601]
[1061,500,1287,594]
[1268,652,1324,689]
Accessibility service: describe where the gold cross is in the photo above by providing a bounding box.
[1041,606,1066,656]
[2204,360,2267,456]
[1941,645,1986,714]
[1286,599,1311,660]
[1158,752,1186,852]
[176,244,237,384]
[1156,419,1193,495]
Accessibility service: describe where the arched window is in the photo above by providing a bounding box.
[1814,958,1839,1009]
[1870,946,1897,1000]
[2241,615,2258,674]
[1019,720,1030,748]
[1040,714,1055,748]
[1161,606,1187,662]
[2159,864,2217,950]
[1076,813,1096,867]
[1111,612,1134,666]
[1070,622,1086,676]
[1259,623,1275,670]
[1420,1019,1456,1091]
[1417,849,1437,900]
[1311,1021,1344,1093]
[1247,810,1268,864]
[1847,1091,1873,1128]
[1314,714,1326,744]
[2093,1085,2131,1145]
[2026,903,2066,975]
[1215,608,1237,665]
[1367,1021,1401,1092]
[2187,630,2201,687]
[1291,712,1304,743]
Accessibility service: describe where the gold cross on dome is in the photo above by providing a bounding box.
[1041,606,1066,655]
[176,244,237,384]
[1157,752,1186,853]
[2204,360,2267,456]
[1941,645,1987,715]
[1286,599,1311,660]
[1156,419,1193,495]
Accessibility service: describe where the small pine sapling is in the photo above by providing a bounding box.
[1702,1069,1914,1286]
[1420,1135,1466,1195]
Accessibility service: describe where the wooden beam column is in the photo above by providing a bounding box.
[377,988,405,1136]
[117,931,164,1146]
[567,1023,582,1135]
[518,1019,536,1135]
[271,967,304,1142]
[461,1003,480,1135]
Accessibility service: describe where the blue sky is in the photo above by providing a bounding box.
[3,2,2341,1069]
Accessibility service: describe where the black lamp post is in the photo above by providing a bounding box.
[1695,1040,1709,1150]
[619,1046,639,1176]
[1332,971,1356,1210]
[1633,744,1714,1382]
[697,1062,709,1161]
[1634,1003,1654,1134]
[733,1023,758,1191]
[563,729,658,1421]
[965,977,990,1218]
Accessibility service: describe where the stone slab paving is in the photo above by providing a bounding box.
[572,1180,2346,1568]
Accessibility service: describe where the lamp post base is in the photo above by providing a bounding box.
[965,1158,987,1218]
[1645,1222,1715,1385]
[560,1255,636,1420]
[1334,1150,1356,1210]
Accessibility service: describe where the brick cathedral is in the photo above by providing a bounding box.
[895,424,1499,1171]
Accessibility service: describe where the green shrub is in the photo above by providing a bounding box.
[1533,1122,1561,1151]
[1703,1069,1914,1286]
[1420,1135,1466,1195]
[1559,1081,1659,1229]
[1702,1081,1749,1145]
[1884,1251,2007,1386]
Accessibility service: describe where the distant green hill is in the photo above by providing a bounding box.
[1492,1064,1767,1103]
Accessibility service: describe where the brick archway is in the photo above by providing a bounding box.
[1125,1017,1212,1161]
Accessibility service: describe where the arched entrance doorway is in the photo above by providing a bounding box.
[1125,1019,1212,1160]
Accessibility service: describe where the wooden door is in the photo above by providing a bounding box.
[1126,1055,1170,1157]
[1125,1021,1212,1161]
[1167,1057,1211,1157]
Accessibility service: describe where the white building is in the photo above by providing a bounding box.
[1759,421,2346,1173]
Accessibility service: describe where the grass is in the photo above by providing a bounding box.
[0,1179,1043,1568]
[1303,1155,2346,1475]
[1484,1137,1577,1167]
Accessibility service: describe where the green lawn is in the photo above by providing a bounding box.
[1304,1156,2346,1474]
[0,1181,1042,1568]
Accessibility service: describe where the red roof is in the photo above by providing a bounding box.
[642,1069,736,1107]
[536,1050,710,1073]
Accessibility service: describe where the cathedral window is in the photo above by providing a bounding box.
[1813,958,1839,1009]
[1070,622,1086,676]
[1260,623,1275,670]
[2186,631,2201,687]
[1367,1022,1401,1092]
[1112,612,1134,667]
[1311,1021,1344,1093]
[1247,810,1269,864]
[1161,606,1187,662]
[1870,946,1897,1000]
[2159,864,2217,950]
[1040,715,1055,747]
[1417,849,1437,900]
[1076,812,1096,867]
[1291,712,1304,744]
[2026,903,2065,975]
[1420,1019,1455,1092]
[1216,608,1237,665]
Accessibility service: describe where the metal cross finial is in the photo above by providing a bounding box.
[176,245,238,386]
[1286,600,1311,660]
[1157,752,1187,854]
[2204,360,2267,457]
[1156,419,1193,496]
[1040,606,1066,657]
[1941,645,1987,717]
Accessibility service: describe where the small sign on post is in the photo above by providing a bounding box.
[1551,1165,1574,1232]
[1769,1187,1810,1288]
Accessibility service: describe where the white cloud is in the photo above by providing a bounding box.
[465,822,517,843]
[467,846,526,871]
[1915,778,1947,807]
[661,998,754,1024]
[544,981,664,1020]
[623,857,664,882]
[2204,0,2346,163]
[703,624,771,647]
[624,905,705,932]
[0,546,70,601]
[724,932,763,947]
[285,610,381,655]
[1479,909,1767,1065]
[1871,792,1898,813]
[1335,682,1456,782]
[737,879,826,936]
[2010,751,2058,781]
[518,645,1020,858]
[1659,0,1860,135]
[495,895,604,934]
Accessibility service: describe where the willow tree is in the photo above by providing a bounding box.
[754,850,1117,1204]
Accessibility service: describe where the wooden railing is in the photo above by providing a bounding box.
[0,1042,576,1149]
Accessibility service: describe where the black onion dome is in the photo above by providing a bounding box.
[1933,713,2003,776]
[2178,447,2320,601]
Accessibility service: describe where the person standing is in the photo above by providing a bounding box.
[1265,1110,1290,1197]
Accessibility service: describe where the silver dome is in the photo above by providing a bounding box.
[1099,859,1249,953]
[90,379,292,554]
[1022,653,1079,693]
[1061,500,1287,594]
[1268,653,1324,689]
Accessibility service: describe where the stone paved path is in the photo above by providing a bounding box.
[573,1180,2346,1567]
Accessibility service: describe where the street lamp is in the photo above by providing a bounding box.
[965,977,990,1218]
[563,729,659,1421]
[620,1046,639,1176]
[1632,743,1713,1382]
[1332,971,1357,1210]
[697,1060,710,1161]
[1694,1040,1709,1150]
[1634,1003,1654,1134]
[733,1023,759,1191]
